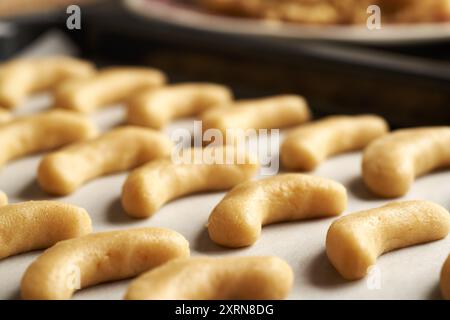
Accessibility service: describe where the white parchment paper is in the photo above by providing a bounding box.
[0,31,448,300]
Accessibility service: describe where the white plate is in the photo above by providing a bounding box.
[123,0,450,45]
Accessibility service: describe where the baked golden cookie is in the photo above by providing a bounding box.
[198,0,450,24]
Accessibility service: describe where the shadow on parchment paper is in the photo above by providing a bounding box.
[18,178,53,201]
[106,198,141,225]
[6,288,21,300]
[305,250,350,288]
[347,176,380,201]
[193,227,239,254]
[427,282,443,300]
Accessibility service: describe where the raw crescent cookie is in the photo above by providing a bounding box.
[0,56,95,109]
[201,95,310,144]
[127,83,233,129]
[281,115,389,171]
[0,201,92,260]
[362,127,450,198]
[208,173,347,247]
[122,147,259,218]
[21,228,190,300]
[125,256,293,300]
[55,67,166,113]
[326,200,450,280]
[38,126,173,196]
[0,110,97,168]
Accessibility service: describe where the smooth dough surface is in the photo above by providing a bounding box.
[201,95,310,144]
[0,201,92,260]
[127,83,233,129]
[281,115,389,171]
[326,200,450,280]
[125,256,293,300]
[122,147,259,218]
[0,56,95,108]
[208,173,347,247]
[21,227,190,300]
[362,127,450,197]
[0,110,97,168]
[38,126,173,195]
[55,67,166,113]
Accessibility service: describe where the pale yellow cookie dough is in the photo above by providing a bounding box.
[0,201,92,260]
[281,115,389,171]
[127,83,233,129]
[38,126,173,196]
[363,127,450,198]
[55,67,166,113]
[208,173,347,247]
[201,95,310,144]
[122,146,259,218]
[0,110,97,168]
[37,126,172,195]
[0,56,95,109]
[125,256,293,300]
[21,227,190,300]
[327,200,450,280]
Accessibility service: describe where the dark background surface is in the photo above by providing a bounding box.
[1,0,449,127]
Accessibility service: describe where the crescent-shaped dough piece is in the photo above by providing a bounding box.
[201,95,310,144]
[38,126,173,196]
[0,110,97,168]
[0,56,95,109]
[122,147,259,218]
[127,83,233,129]
[0,191,7,206]
[208,174,347,247]
[281,115,389,171]
[441,255,450,300]
[0,201,92,260]
[326,200,450,280]
[55,67,166,113]
[125,256,293,300]
[362,127,450,198]
[21,227,190,300]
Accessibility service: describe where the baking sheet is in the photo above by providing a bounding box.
[0,33,449,300]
